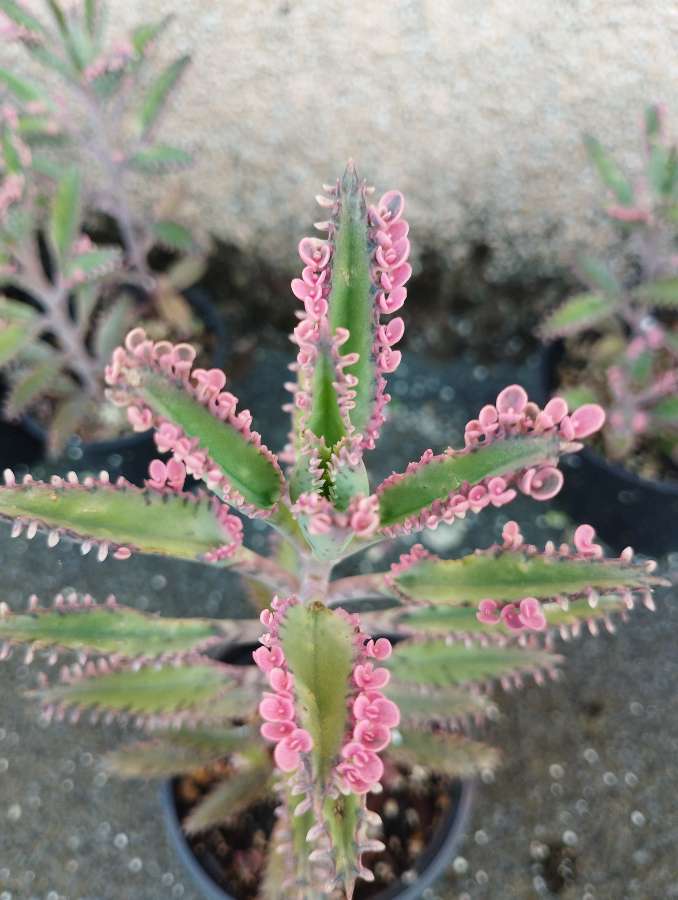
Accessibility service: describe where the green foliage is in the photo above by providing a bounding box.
[130,15,173,56]
[128,145,192,172]
[633,276,678,308]
[152,220,194,252]
[280,604,354,781]
[584,134,634,205]
[49,168,81,264]
[0,482,240,562]
[93,294,133,362]
[378,434,559,528]
[392,550,659,604]
[0,298,38,368]
[137,370,282,510]
[184,756,272,835]
[323,793,362,900]
[388,731,500,778]
[138,55,190,134]
[540,293,616,338]
[65,247,123,282]
[0,602,229,657]
[4,360,63,419]
[0,0,47,36]
[0,68,46,104]
[386,639,561,687]
[652,395,678,427]
[384,681,493,727]
[46,396,89,458]
[41,662,232,717]
[106,726,257,778]
[327,165,374,436]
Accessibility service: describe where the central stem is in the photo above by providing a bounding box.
[298,554,333,604]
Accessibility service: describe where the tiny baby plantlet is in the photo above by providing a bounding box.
[0,165,666,899]
[541,104,678,475]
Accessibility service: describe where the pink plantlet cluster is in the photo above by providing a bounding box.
[334,613,397,796]
[105,328,283,517]
[254,597,314,775]
[378,386,605,536]
[291,492,380,538]
[84,40,134,83]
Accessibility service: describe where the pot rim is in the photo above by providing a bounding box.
[160,776,475,900]
[21,284,227,456]
[541,340,678,498]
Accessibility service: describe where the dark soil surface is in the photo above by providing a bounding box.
[176,762,455,899]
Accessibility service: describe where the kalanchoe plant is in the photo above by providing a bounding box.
[0,1,206,452]
[0,0,197,273]
[0,165,667,899]
[541,104,678,471]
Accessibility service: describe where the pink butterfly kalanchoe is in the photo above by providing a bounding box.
[0,163,667,900]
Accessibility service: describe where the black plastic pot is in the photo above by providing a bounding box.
[161,777,474,900]
[14,286,227,486]
[540,341,678,557]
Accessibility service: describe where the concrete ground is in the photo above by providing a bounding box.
[0,346,676,900]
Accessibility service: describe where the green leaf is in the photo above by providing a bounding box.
[41,662,232,717]
[652,395,678,427]
[395,594,632,641]
[0,68,46,104]
[49,168,81,264]
[183,759,272,835]
[0,298,38,368]
[577,254,621,297]
[322,793,363,900]
[558,385,600,410]
[385,681,493,727]
[0,0,47,35]
[0,481,241,562]
[138,55,190,134]
[328,164,375,437]
[29,154,68,180]
[584,134,634,205]
[633,277,678,309]
[152,220,194,252]
[0,601,232,657]
[4,360,62,419]
[93,294,134,362]
[65,246,123,282]
[307,345,347,447]
[377,434,560,529]
[388,731,500,778]
[46,395,88,458]
[136,369,282,510]
[540,293,616,338]
[2,127,23,174]
[106,726,256,778]
[392,550,659,604]
[131,15,173,56]
[128,145,192,172]
[386,640,561,688]
[84,0,98,36]
[280,603,354,781]
[26,44,77,82]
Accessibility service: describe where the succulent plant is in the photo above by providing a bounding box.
[0,165,666,899]
[541,103,678,469]
[0,1,204,453]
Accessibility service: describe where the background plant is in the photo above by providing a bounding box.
[541,103,678,469]
[0,0,206,452]
[0,166,665,899]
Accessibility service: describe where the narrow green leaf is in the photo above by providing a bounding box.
[152,220,194,252]
[322,793,362,900]
[385,681,492,727]
[393,551,659,604]
[328,164,374,436]
[41,662,231,717]
[65,246,123,282]
[0,68,46,103]
[540,293,616,338]
[5,360,62,419]
[46,395,88,458]
[378,434,560,528]
[280,604,354,781]
[2,127,23,174]
[386,640,561,687]
[307,345,346,446]
[131,15,173,56]
[584,134,634,205]
[49,168,81,263]
[106,726,256,778]
[137,369,282,510]
[577,254,620,297]
[138,55,190,133]
[0,0,47,35]
[0,481,240,562]
[128,145,192,172]
[0,602,230,657]
[388,731,500,778]
[93,295,134,362]
[633,277,678,309]
[558,385,600,410]
[183,759,272,835]
[0,298,38,367]
[26,44,77,82]
[652,395,678,426]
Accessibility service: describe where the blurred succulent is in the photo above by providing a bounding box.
[0,0,206,453]
[0,165,666,899]
[541,103,678,467]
